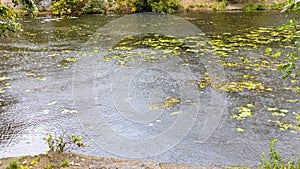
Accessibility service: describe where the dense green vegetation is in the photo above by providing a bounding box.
[49,0,179,15]
[242,3,266,11]
[0,0,291,36]
[278,0,300,78]
[227,140,300,169]
[209,0,227,11]
[82,0,106,14]
[259,140,300,169]
[50,0,83,15]
[44,133,85,153]
[0,0,37,36]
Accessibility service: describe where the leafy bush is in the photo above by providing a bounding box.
[209,0,227,11]
[133,0,179,14]
[60,160,70,167]
[43,164,54,169]
[134,0,151,12]
[242,3,266,12]
[148,0,179,14]
[82,0,106,14]
[0,0,37,37]
[270,2,286,10]
[278,1,300,79]
[0,5,20,37]
[44,133,84,153]
[259,139,300,169]
[6,161,20,169]
[50,0,83,15]
[113,0,136,14]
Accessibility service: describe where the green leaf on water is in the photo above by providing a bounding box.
[61,109,78,114]
[47,101,57,106]
[236,128,245,132]
[43,110,50,114]
[231,105,253,120]
[279,109,289,113]
[264,48,272,55]
[0,76,10,81]
[169,111,181,116]
[267,107,279,111]
[26,72,36,77]
[271,112,286,117]
[36,77,46,81]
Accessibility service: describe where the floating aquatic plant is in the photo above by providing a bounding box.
[231,104,255,120]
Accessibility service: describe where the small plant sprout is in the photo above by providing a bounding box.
[44,132,85,153]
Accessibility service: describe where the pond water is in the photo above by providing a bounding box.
[0,12,299,166]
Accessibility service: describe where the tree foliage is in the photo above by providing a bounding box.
[0,0,37,37]
[278,0,300,78]
[50,0,83,15]
[134,0,179,14]
[114,0,136,13]
[82,0,106,14]
[148,0,179,14]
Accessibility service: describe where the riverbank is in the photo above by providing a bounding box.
[0,0,288,16]
[0,152,236,169]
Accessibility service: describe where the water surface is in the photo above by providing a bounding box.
[0,12,299,166]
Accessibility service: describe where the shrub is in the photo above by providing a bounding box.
[209,0,227,11]
[60,160,70,167]
[133,0,179,14]
[6,161,20,169]
[82,0,106,14]
[134,0,151,12]
[0,5,20,37]
[44,133,84,153]
[43,164,54,169]
[148,0,179,14]
[114,0,136,14]
[259,139,300,169]
[50,0,83,15]
[270,2,286,10]
[242,3,266,12]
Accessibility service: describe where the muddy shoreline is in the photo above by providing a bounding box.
[0,152,252,169]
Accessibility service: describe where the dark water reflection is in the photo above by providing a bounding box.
[0,12,299,166]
